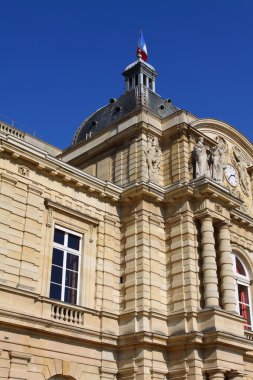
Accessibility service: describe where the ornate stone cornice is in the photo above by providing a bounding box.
[121,181,164,202]
[164,182,194,204]
[230,209,253,231]
[191,177,243,209]
[0,136,121,202]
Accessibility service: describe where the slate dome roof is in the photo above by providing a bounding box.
[72,59,180,145]
[72,88,180,145]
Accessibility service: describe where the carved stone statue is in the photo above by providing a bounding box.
[233,146,250,195]
[210,145,223,184]
[192,137,210,178]
[145,136,161,182]
[210,137,226,184]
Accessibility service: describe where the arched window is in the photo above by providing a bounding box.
[232,254,252,330]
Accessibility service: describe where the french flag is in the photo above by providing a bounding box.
[136,30,148,62]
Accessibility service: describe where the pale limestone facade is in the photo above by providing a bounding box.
[1,58,253,380]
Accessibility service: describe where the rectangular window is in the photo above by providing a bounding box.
[50,226,81,305]
[238,283,251,329]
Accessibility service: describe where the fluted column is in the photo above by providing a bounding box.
[218,222,237,313]
[200,216,220,308]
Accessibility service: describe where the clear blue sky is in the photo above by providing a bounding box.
[1,0,253,148]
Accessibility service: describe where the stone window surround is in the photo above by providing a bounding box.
[44,198,99,308]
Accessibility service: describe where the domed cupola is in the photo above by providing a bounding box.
[72,32,180,145]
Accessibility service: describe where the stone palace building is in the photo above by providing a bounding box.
[1,54,253,380]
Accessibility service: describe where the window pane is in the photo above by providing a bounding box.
[239,303,251,326]
[68,234,80,250]
[52,248,64,266]
[236,257,246,276]
[238,284,249,304]
[54,229,65,245]
[65,269,78,289]
[50,265,63,284]
[67,253,79,271]
[64,287,77,304]
[50,283,62,300]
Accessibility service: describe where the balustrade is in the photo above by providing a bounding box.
[51,303,84,325]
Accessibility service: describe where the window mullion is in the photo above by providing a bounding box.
[247,286,253,328]
[62,249,67,302]
[76,246,81,305]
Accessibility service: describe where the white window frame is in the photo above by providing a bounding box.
[50,225,82,305]
[232,253,252,330]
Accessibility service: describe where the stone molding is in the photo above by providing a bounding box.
[0,172,18,185]
[44,198,100,226]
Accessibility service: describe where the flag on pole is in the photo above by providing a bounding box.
[136,30,148,62]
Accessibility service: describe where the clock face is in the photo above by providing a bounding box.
[224,164,238,187]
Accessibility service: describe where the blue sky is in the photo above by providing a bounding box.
[1,0,253,148]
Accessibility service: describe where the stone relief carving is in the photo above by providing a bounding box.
[240,203,249,214]
[18,165,30,177]
[233,146,250,195]
[192,137,210,178]
[229,187,242,200]
[145,135,161,182]
[192,136,251,214]
[215,204,223,213]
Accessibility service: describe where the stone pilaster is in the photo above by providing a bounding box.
[8,351,31,380]
[99,366,118,379]
[18,184,43,292]
[96,215,120,312]
[150,368,167,379]
[218,222,237,313]
[0,350,10,380]
[166,207,199,313]
[167,368,188,379]
[0,173,17,286]
[128,137,138,183]
[200,215,219,308]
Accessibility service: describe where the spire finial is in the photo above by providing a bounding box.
[136,30,148,62]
